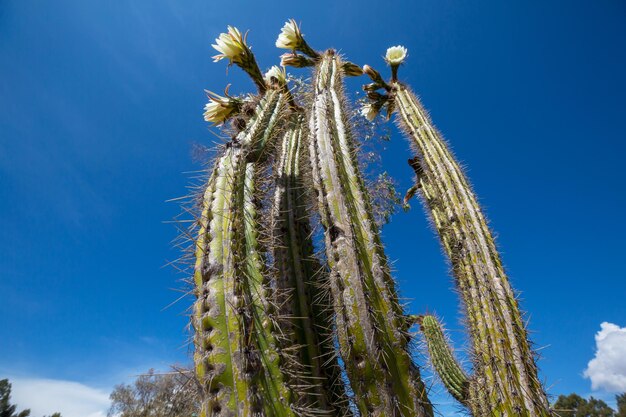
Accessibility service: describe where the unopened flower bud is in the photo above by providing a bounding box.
[342,62,364,77]
[280,53,315,68]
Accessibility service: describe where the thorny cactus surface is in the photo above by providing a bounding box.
[193,88,299,417]
[271,113,350,415]
[417,315,469,406]
[362,48,552,416]
[189,20,552,417]
[304,51,432,417]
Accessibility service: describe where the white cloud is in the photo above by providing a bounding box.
[9,377,110,417]
[584,322,626,392]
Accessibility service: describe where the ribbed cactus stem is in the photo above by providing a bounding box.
[392,81,550,416]
[240,161,296,417]
[418,315,469,405]
[307,51,433,417]
[193,89,295,417]
[194,147,254,416]
[272,113,349,414]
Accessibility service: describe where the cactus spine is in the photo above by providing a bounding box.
[390,81,551,416]
[306,51,432,417]
[194,88,299,417]
[271,113,349,414]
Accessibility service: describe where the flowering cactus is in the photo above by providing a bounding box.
[270,113,350,414]
[362,46,552,416]
[194,29,299,416]
[193,88,295,417]
[300,50,432,417]
[191,21,552,417]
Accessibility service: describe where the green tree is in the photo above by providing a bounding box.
[616,393,626,417]
[0,379,30,417]
[554,393,615,417]
[107,369,199,417]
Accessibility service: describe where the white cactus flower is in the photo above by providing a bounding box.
[360,103,378,122]
[212,26,247,63]
[276,19,302,50]
[203,91,239,125]
[264,65,287,86]
[385,45,408,66]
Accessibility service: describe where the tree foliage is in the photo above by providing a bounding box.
[107,369,200,417]
[553,393,623,417]
[617,394,626,417]
[1,379,61,417]
[0,379,30,417]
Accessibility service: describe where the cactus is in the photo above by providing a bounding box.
[417,315,469,405]
[361,49,551,416]
[270,113,350,414]
[193,47,297,413]
[240,158,297,417]
[193,145,257,416]
[190,21,553,417]
[302,50,432,417]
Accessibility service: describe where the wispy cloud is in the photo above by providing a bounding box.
[584,322,626,392]
[9,377,110,417]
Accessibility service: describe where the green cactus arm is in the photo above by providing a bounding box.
[244,90,285,161]
[241,161,297,417]
[306,51,433,417]
[418,315,469,405]
[271,113,351,414]
[390,80,551,416]
[193,88,293,417]
[194,147,253,416]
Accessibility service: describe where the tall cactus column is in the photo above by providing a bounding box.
[305,51,433,417]
[364,46,551,416]
[271,113,350,414]
[194,79,298,416]
[240,158,296,417]
[194,26,302,416]
[193,144,255,416]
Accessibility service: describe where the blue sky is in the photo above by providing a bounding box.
[1,1,625,416]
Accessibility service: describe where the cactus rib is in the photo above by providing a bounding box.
[306,51,433,417]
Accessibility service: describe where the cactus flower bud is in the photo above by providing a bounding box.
[280,53,315,68]
[363,82,381,92]
[342,62,364,77]
[363,64,384,83]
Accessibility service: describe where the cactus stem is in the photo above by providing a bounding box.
[194,88,297,416]
[272,112,351,414]
[307,51,433,417]
[418,315,470,405]
[389,80,551,416]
